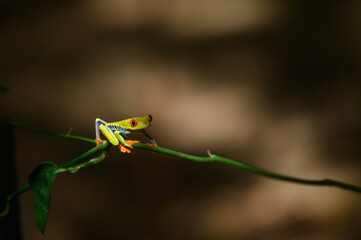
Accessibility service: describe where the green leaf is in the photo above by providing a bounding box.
[28,162,60,234]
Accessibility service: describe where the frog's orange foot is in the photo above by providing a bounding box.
[96,139,105,146]
[125,140,139,149]
[118,144,131,153]
[146,143,158,147]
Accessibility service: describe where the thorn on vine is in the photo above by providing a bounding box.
[66,127,73,136]
[207,149,214,161]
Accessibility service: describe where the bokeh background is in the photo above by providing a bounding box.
[1,0,361,239]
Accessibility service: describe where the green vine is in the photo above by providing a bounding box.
[133,143,361,193]
[0,119,360,233]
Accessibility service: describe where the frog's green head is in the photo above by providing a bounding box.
[119,114,153,130]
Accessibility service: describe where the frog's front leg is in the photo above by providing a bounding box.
[143,129,158,146]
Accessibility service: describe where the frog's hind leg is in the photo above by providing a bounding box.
[99,124,119,146]
[95,118,107,141]
[95,118,108,145]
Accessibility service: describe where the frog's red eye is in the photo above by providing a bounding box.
[148,114,152,122]
[130,119,138,127]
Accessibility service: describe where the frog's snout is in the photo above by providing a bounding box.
[148,114,153,122]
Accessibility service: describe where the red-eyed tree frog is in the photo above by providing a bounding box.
[95,114,157,153]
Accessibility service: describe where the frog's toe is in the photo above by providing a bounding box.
[125,140,139,149]
[146,143,158,147]
[95,139,105,146]
[118,144,131,153]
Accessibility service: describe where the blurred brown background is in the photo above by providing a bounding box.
[1,0,361,239]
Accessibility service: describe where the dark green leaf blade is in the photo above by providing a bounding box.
[28,162,59,234]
